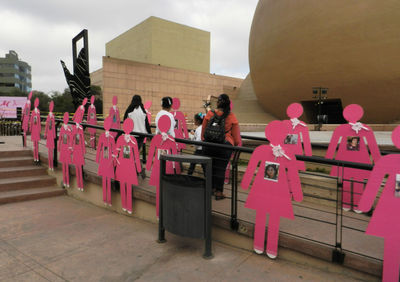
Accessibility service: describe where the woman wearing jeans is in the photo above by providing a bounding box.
[201,94,241,200]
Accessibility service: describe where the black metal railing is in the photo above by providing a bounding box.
[23,115,387,266]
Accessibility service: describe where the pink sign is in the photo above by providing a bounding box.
[0,96,27,118]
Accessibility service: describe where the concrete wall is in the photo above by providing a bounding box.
[106,16,210,73]
[100,56,242,122]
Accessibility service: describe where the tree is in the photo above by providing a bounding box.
[51,88,75,115]
[31,91,51,113]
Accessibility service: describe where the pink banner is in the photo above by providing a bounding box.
[0,97,27,118]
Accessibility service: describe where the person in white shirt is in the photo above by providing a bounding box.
[188,113,206,175]
[155,97,175,137]
[123,95,151,150]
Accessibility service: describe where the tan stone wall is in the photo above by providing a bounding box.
[100,57,242,123]
[90,68,103,88]
[106,16,210,73]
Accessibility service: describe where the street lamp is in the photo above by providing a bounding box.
[312,87,328,131]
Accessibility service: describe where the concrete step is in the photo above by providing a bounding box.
[0,175,56,192]
[0,156,34,168]
[0,166,47,178]
[0,149,31,158]
[0,186,65,205]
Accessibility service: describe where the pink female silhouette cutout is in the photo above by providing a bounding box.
[87,96,97,149]
[29,98,41,162]
[143,100,152,144]
[44,101,56,170]
[21,91,32,147]
[241,120,303,259]
[283,103,312,171]
[96,117,115,206]
[358,125,400,282]
[58,112,72,187]
[172,98,188,151]
[146,115,179,217]
[72,106,86,191]
[109,96,121,138]
[115,119,141,214]
[325,104,380,211]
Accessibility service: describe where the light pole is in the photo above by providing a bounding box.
[312,87,328,131]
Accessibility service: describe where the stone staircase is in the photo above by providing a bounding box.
[0,149,65,205]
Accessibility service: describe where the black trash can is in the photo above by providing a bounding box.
[158,154,213,259]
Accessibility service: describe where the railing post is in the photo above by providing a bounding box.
[230,150,240,231]
[333,166,345,264]
[53,121,60,168]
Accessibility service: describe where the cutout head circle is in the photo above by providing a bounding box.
[144,101,152,110]
[28,91,33,100]
[34,98,39,108]
[123,118,134,134]
[158,115,171,133]
[265,120,290,144]
[82,98,88,106]
[90,95,95,104]
[287,103,303,119]
[172,98,180,110]
[49,101,54,112]
[103,117,112,131]
[112,96,118,106]
[392,125,400,149]
[63,112,69,124]
[343,104,363,123]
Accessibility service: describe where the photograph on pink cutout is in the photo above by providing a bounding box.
[325,104,381,212]
[358,125,400,282]
[241,120,303,259]
[115,118,142,214]
[146,115,179,217]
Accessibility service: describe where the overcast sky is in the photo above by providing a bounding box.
[0,0,258,94]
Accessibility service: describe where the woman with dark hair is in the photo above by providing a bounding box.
[155,96,176,137]
[201,93,241,200]
[123,94,151,150]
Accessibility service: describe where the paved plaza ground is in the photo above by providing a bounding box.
[0,196,378,281]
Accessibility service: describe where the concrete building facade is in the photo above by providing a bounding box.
[0,50,32,93]
[106,16,210,73]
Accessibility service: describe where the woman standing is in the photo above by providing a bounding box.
[155,97,175,137]
[123,94,151,150]
[201,94,241,200]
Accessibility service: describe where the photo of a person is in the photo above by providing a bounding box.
[33,116,37,125]
[395,174,400,198]
[49,120,52,130]
[174,119,179,129]
[75,134,80,145]
[157,149,169,160]
[346,136,360,151]
[264,162,279,182]
[63,134,68,144]
[284,134,298,145]
[123,146,130,159]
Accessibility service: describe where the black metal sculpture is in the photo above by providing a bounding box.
[60,29,91,110]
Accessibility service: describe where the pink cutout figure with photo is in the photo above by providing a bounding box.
[146,115,179,217]
[44,101,56,170]
[21,91,32,147]
[87,96,97,149]
[358,125,400,282]
[109,96,121,138]
[283,103,312,171]
[115,119,141,214]
[29,98,41,162]
[241,120,303,259]
[72,107,86,191]
[172,98,188,151]
[143,100,152,144]
[96,117,115,206]
[58,112,72,187]
[325,104,380,211]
